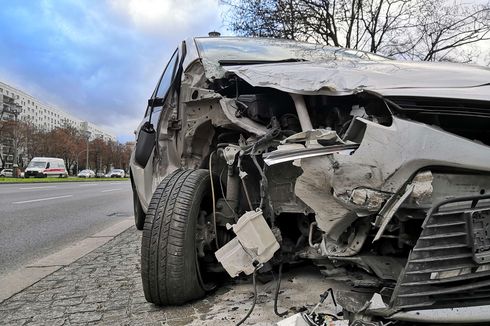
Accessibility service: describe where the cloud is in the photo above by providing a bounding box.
[0,0,225,142]
[108,0,222,37]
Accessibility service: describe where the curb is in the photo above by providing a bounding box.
[0,218,134,303]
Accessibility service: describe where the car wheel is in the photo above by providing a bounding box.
[141,169,217,305]
[133,188,146,230]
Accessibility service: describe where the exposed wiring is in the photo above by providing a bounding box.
[241,178,254,211]
[236,264,260,326]
[237,156,254,211]
[251,151,266,209]
[208,151,219,249]
[309,288,337,317]
[274,263,288,317]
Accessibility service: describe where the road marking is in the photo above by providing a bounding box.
[78,183,98,186]
[101,188,121,193]
[13,195,73,204]
[20,186,57,190]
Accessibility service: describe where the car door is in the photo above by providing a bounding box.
[132,46,183,211]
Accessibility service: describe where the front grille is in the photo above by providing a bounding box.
[392,195,490,310]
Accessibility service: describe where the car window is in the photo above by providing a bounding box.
[28,161,46,168]
[145,49,179,116]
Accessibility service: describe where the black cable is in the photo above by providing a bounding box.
[274,263,288,317]
[236,266,259,326]
[327,288,337,307]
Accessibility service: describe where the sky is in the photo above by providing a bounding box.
[0,0,226,143]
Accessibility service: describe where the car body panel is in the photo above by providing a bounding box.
[223,61,490,99]
[130,36,490,323]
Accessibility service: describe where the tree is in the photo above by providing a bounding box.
[222,0,490,63]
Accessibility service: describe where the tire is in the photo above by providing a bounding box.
[141,169,213,305]
[133,189,146,230]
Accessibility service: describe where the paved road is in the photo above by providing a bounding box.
[0,181,133,276]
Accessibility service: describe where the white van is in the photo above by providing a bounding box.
[25,157,68,178]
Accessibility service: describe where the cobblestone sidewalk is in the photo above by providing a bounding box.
[0,227,340,326]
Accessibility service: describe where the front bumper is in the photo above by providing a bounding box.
[387,195,490,323]
[25,171,42,177]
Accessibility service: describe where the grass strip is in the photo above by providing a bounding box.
[0,177,129,183]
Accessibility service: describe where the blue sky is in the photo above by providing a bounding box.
[0,0,225,142]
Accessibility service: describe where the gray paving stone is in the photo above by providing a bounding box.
[0,226,343,325]
[68,311,102,323]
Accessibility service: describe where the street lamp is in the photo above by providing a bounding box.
[75,148,90,175]
[84,130,91,169]
[3,101,23,177]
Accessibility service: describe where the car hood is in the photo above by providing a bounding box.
[224,60,490,101]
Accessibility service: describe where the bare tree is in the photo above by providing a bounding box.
[407,1,490,61]
[222,0,490,63]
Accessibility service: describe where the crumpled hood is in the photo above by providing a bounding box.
[224,60,490,100]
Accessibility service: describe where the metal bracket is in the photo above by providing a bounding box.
[223,145,240,165]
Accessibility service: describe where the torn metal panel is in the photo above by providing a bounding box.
[224,60,490,100]
[283,129,344,144]
[263,143,358,166]
[219,98,268,136]
[294,157,352,234]
[320,217,371,257]
[324,117,490,195]
[372,184,414,242]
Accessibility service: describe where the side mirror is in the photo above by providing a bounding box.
[46,163,50,168]
[134,122,156,167]
[148,97,164,107]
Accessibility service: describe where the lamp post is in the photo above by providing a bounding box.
[4,101,23,177]
[75,148,90,175]
[84,130,91,169]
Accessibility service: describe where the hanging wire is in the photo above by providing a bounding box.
[236,264,260,326]
[274,263,288,317]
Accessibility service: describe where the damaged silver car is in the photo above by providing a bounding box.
[129,36,490,324]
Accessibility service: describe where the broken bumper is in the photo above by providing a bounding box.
[386,195,490,323]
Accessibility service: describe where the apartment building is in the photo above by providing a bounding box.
[0,81,116,169]
[0,81,115,141]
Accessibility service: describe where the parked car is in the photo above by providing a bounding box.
[129,36,490,324]
[106,169,125,178]
[25,157,68,178]
[77,169,95,178]
[0,168,13,177]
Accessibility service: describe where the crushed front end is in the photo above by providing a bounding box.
[174,39,490,323]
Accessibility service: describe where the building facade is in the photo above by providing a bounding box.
[0,81,116,169]
[0,81,115,140]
